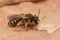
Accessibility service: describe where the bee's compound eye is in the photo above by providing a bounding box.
[33,16,39,24]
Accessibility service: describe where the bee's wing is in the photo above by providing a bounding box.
[7,13,25,19]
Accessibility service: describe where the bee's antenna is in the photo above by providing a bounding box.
[38,9,40,18]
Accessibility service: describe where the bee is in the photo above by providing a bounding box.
[8,9,40,31]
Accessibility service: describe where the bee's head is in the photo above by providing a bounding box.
[33,9,40,24]
[33,15,39,24]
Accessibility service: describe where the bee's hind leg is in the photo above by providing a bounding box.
[24,23,29,32]
[14,21,23,32]
[33,26,38,31]
[14,26,22,32]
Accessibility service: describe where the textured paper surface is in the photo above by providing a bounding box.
[0,0,60,40]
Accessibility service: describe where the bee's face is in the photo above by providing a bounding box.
[33,15,39,24]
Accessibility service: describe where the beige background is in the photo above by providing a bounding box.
[0,0,60,40]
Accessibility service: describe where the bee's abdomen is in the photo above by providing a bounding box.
[8,18,22,27]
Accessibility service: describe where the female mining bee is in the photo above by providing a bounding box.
[8,9,40,31]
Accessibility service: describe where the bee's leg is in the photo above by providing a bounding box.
[14,26,22,32]
[33,26,38,31]
[24,23,28,32]
[14,21,23,32]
